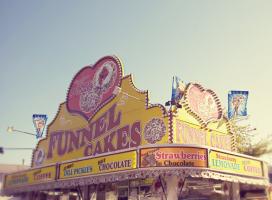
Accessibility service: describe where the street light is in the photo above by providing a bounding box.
[7,126,36,137]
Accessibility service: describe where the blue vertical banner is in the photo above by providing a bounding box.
[228,91,249,119]
[171,76,186,104]
[32,114,48,139]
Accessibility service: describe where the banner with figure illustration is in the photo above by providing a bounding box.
[228,91,249,119]
[33,114,48,139]
[170,76,186,105]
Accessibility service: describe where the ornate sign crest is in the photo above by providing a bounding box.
[184,83,223,126]
[67,56,123,120]
[32,56,169,167]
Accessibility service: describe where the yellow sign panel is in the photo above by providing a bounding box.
[33,75,169,166]
[59,151,137,179]
[174,117,233,151]
[209,150,263,177]
[140,147,207,168]
[4,165,56,189]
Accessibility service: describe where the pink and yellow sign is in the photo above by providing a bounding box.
[172,82,235,151]
[184,83,223,125]
[31,56,235,167]
[209,150,263,177]
[140,147,207,168]
[67,56,123,120]
[174,119,232,151]
[59,150,137,179]
[4,165,56,189]
[32,56,169,166]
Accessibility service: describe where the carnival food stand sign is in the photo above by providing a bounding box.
[209,150,263,178]
[32,56,169,167]
[140,147,207,168]
[172,83,235,151]
[66,56,123,120]
[183,83,223,126]
[2,56,270,200]
[4,165,56,189]
[59,150,137,179]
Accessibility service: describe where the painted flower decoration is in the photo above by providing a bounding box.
[144,118,166,144]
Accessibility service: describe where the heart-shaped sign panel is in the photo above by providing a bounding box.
[67,56,123,120]
[185,83,222,124]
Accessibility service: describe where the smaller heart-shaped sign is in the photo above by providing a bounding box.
[67,56,123,120]
[184,83,222,125]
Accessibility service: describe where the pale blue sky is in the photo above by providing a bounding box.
[1,1,272,165]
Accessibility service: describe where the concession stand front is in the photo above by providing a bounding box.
[2,56,269,200]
